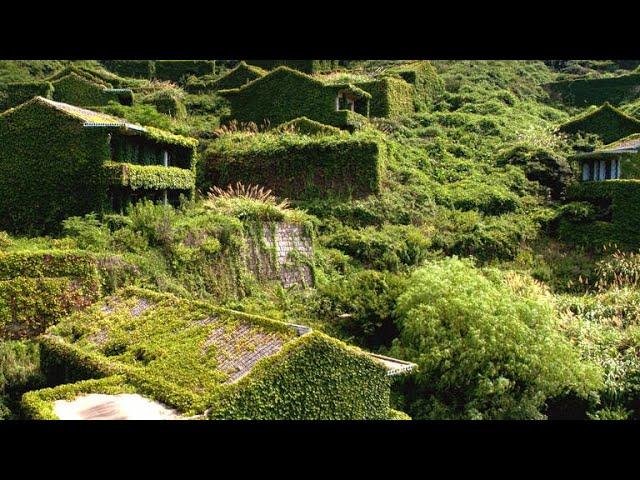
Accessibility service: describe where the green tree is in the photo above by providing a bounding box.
[391,257,602,419]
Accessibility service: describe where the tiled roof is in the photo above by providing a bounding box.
[602,133,640,153]
[35,97,144,129]
[573,133,640,160]
[204,322,288,383]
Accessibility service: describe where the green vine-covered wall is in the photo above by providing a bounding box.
[204,132,386,199]
[207,332,391,420]
[154,60,216,83]
[2,81,54,109]
[558,180,640,248]
[245,60,338,74]
[0,99,111,234]
[356,77,415,118]
[545,72,640,106]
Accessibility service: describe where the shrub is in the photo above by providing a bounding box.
[0,340,44,417]
[140,90,187,120]
[391,258,602,419]
[0,250,102,339]
[496,143,573,199]
[322,224,432,271]
[316,270,406,349]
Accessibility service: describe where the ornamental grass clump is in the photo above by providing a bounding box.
[205,182,291,222]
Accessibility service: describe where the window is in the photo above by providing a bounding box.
[582,162,590,181]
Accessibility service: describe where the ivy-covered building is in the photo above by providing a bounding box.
[560,135,640,247]
[572,134,640,182]
[558,103,640,144]
[245,60,338,74]
[22,288,415,420]
[219,66,372,129]
[0,97,197,234]
[3,67,134,110]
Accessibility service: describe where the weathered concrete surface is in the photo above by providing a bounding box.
[53,393,181,420]
[245,223,313,288]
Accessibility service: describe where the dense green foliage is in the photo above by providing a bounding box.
[0,250,101,339]
[275,116,345,135]
[204,131,386,199]
[51,73,129,107]
[105,162,196,192]
[186,62,266,93]
[207,332,390,420]
[154,61,215,84]
[29,288,392,419]
[496,143,573,199]
[0,97,197,234]
[387,61,445,111]
[4,59,640,421]
[0,340,43,419]
[101,60,155,79]
[141,90,186,119]
[391,258,602,419]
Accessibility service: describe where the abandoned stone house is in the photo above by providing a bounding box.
[0,96,196,233]
[24,289,416,420]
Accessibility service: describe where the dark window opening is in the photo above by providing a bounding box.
[109,187,184,213]
[592,197,613,222]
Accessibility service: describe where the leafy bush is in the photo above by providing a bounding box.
[496,143,573,199]
[0,340,44,418]
[322,224,432,271]
[391,257,602,419]
[316,270,406,349]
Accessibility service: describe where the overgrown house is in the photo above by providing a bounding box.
[218,61,443,129]
[0,96,197,234]
[3,66,134,110]
[22,288,415,420]
[560,134,640,247]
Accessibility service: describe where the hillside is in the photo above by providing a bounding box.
[2,59,640,420]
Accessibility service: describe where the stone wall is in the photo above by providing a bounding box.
[245,223,313,288]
